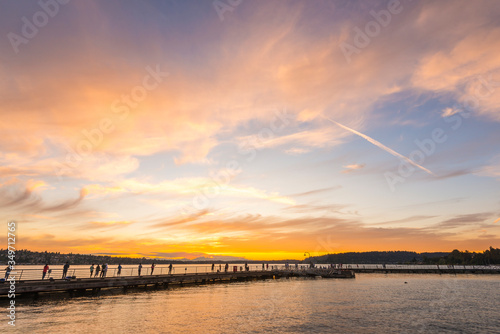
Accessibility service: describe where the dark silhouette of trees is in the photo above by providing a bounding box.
[309,251,448,264]
[306,248,499,265]
[422,247,499,265]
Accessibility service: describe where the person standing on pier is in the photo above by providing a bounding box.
[5,266,11,279]
[138,263,143,276]
[89,264,94,278]
[168,263,173,274]
[42,264,49,280]
[62,262,70,279]
[224,263,228,273]
[117,264,122,276]
[102,263,108,278]
[95,264,100,277]
[100,263,106,278]
[262,263,265,271]
[211,263,215,272]
[151,263,155,275]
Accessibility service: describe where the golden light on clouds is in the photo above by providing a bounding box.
[0,0,499,260]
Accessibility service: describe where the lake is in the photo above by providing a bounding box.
[4,273,500,333]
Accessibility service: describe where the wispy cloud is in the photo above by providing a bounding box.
[283,203,349,215]
[369,215,437,226]
[341,163,365,174]
[475,155,500,179]
[285,148,310,155]
[87,178,295,206]
[289,186,342,198]
[152,209,212,229]
[0,179,87,213]
[431,213,493,229]
[441,107,461,117]
[88,220,133,228]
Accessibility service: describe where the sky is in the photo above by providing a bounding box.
[1,0,499,261]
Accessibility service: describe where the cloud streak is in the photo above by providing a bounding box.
[324,116,436,176]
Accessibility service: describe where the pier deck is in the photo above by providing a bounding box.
[0,271,279,297]
[1,266,498,298]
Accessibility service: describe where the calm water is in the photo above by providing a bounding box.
[3,274,499,333]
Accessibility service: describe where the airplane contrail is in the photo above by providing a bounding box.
[324,116,435,176]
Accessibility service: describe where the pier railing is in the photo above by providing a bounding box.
[4,264,297,282]
[4,264,499,282]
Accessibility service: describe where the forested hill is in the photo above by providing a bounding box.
[307,247,500,265]
[422,247,500,265]
[308,251,449,264]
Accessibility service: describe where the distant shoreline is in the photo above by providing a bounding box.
[2,247,499,266]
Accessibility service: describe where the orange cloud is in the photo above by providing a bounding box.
[341,164,365,173]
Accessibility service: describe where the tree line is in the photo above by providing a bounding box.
[421,247,500,265]
[306,247,499,265]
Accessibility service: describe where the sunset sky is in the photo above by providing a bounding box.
[1,0,499,260]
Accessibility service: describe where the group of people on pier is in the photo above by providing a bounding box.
[209,262,270,273]
[4,262,277,281]
[89,263,113,278]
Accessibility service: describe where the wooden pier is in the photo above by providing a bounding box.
[0,271,280,298]
[1,266,498,299]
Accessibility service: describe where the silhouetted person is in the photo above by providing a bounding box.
[117,264,122,276]
[102,263,108,278]
[211,263,215,272]
[100,263,106,278]
[95,264,100,277]
[151,263,155,275]
[5,266,11,279]
[43,264,49,280]
[168,263,173,274]
[138,263,142,276]
[89,264,94,277]
[62,262,70,278]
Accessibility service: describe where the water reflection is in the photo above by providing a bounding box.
[8,274,500,333]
